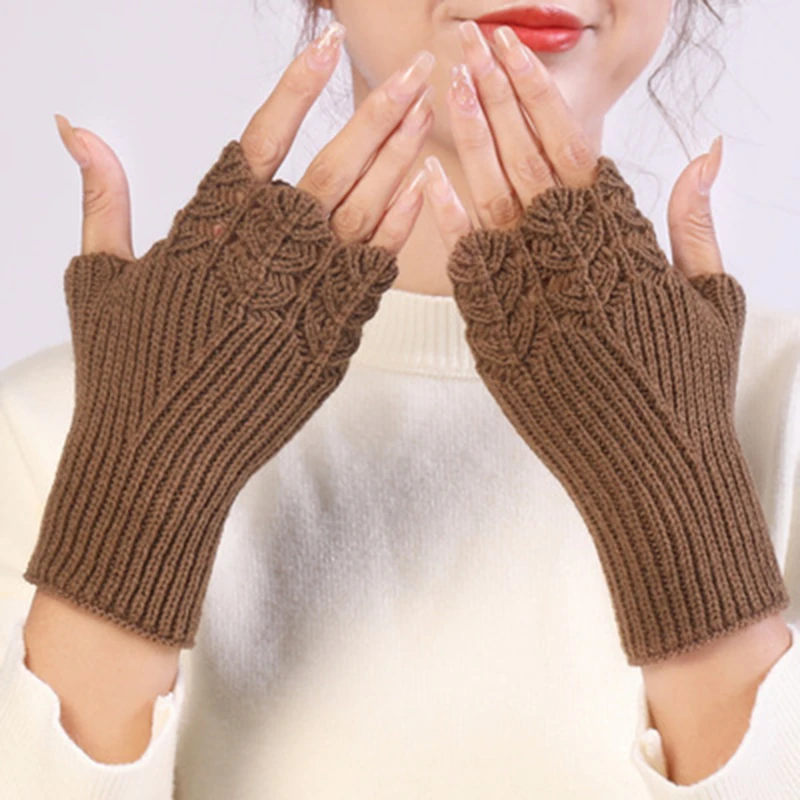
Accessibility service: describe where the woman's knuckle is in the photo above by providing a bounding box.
[332,202,370,240]
[458,124,491,153]
[514,152,553,187]
[304,156,343,197]
[282,65,317,101]
[241,129,283,169]
[482,76,515,107]
[561,132,595,169]
[524,74,555,106]
[481,192,520,228]
[372,221,403,252]
[82,185,112,217]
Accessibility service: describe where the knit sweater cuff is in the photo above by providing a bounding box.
[0,614,185,798]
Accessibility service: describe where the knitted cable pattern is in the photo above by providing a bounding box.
[447,155,789,665]
[24,140,398,648]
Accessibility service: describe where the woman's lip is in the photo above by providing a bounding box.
[472,5,585,29]
[476,21,585,53]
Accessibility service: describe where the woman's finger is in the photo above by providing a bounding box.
[447,62,522,231]
[422,155,473,253]
[239,21,346,182]
[492,25,599,188]
[54,115,135,260]
[368,167,429,254]
[458,21,556,208]
[330,86,435,245]
[297,49,437,216]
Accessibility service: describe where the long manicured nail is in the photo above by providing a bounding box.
[458,20,496,79]
[388,50,436,103]
[450,63,479,115]
[396,167,429,211]
[54,114,92,168]
[494,26,535,72]
[424,155,453,202]
[307,20,346,69]
[400,86,435,134]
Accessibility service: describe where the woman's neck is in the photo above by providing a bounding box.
[349,63,604,297]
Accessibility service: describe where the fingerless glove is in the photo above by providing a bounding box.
[23,140,398,648]
[447,156,790,666]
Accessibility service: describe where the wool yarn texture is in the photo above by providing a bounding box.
[446,155,790,666]
[23,139,399,649]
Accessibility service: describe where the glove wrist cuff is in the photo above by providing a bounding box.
[581,417,790,666]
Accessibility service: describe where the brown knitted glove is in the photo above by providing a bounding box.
[447,155,789,666]
[23,139,398,648]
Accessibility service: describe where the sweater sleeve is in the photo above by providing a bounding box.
[629,306,800,797]
[0,376,186,800]
[630,622,800,797]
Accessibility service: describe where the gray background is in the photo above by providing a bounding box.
[1,0,798,370]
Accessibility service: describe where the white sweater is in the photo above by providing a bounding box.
[1,286,799,799]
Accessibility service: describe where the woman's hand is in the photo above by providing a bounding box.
[36,21,441,650]
[423,22,790,668]
[55,22,436,261]
[424,21,725,286]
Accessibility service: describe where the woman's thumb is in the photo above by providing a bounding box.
[54,114,135,261]
[666,135,725,280]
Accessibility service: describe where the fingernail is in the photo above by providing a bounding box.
[450,63,479,115]
[424,155,452,202]
[307,20,346,69]
[698,135,723,195]
[458,21,496,79]
[388,50,436,103]
[400,85,435,134]
[54,114,92,168]
[494,26,535,72]
[396,167,429,211]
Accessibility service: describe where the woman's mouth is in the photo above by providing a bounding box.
[470,5,589,53]
[475,22,584,53]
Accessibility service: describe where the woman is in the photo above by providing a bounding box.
[1,1,798,797]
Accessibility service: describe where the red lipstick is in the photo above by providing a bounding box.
[472,5,587,54]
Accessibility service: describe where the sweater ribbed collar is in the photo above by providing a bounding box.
[350,287,480,379]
